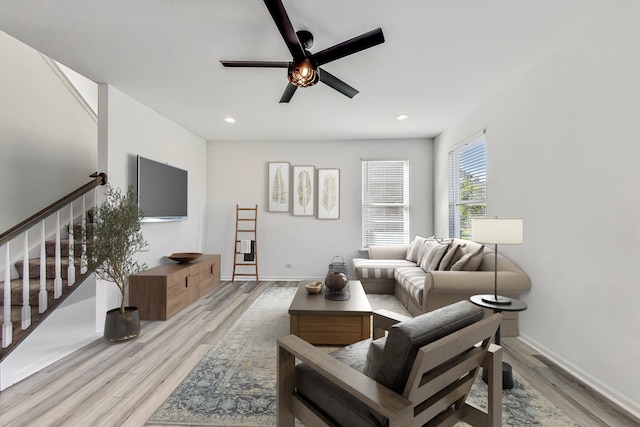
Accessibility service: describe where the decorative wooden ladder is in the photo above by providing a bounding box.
[232,205,259,283]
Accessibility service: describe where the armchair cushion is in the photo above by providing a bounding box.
[295,339,383,427]
[364,336,387,377]
[374,300,484,394]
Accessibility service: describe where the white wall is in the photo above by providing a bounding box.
[206,139,433,280]
[0,31,99,390]
[0,31,97,232]
[99,85,208,313]
[433,3,640,416]
[0,32,207,389]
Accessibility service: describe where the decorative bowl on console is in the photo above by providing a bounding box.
[168,252,203,263]
[305,281,323,294]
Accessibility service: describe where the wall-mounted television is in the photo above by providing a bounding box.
[137,155,188,222]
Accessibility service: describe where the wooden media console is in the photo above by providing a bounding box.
[129,254,221,320]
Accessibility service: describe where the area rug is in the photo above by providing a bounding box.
[148,286,577,426]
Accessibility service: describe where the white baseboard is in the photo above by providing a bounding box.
[519,333,640,420]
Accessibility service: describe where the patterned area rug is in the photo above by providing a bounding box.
[148,286,576,426]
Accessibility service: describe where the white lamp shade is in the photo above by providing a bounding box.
[471,218,523,245]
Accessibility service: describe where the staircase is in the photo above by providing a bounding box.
[0,173,106,361]
[0,237,92,359]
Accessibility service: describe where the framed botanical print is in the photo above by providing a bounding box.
[292,165,315,216]
[317,168,340,219]
[268,162,290,212]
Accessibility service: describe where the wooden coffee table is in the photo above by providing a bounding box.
[288,280,372,345]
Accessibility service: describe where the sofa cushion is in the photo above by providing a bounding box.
[451,244,485,271]
[353,258,417,281]
[394,267,425,305]
[419,240,449,272]
[405,235,430,262]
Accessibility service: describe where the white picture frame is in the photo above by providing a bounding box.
[317,168,340,219]
[268,162,290,212]
[292,165,315,216]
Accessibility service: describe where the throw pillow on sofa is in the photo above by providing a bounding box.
[405,235,431,262]
[438,242,465,271]
[419,239,450,272]
[451,244,484,271]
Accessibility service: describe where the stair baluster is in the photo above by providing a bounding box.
[3,242,12,347]
[80,194,87,274]
[22,231,31,329]
[39,220,47,313]
[67,202,75,286]
[54,211,62,299]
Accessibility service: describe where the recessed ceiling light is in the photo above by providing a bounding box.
[396,114,409,121]
[224,116,236,123]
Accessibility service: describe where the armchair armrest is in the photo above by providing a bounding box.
[373,309,412,339]
[277,334,413,423]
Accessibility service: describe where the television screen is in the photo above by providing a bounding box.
[137,156,188,222]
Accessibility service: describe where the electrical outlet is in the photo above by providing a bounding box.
[285,264,293,268]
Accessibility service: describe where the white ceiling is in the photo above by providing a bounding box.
[0,0,624,142]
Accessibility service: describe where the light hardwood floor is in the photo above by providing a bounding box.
[0,281,637,427]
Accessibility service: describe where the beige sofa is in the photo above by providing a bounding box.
[352,237,531,336]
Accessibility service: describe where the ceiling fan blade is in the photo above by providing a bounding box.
[263,0,306,61]
[220,60,290,68]
[319,68,359,98]
[312,28,385,66]
[279,83,298,103]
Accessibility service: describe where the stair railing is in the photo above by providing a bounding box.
[1,172,107,350]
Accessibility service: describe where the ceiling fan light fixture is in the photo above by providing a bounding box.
[288,58,319,88]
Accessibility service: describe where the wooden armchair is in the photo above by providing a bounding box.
[277,301,503,427]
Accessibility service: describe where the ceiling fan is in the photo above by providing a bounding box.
[220,0,385,103]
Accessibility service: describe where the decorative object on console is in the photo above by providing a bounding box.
[292,165,315,216]
[324,272,349,301]
[85,185,149,342]
[317,168,340,219]
[327,255,348,277]
[268,162,290,212]
[305,281,323,294]
[471,217,524,305]
[167,252,203,263]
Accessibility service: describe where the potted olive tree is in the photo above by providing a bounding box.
[87,185,149,342]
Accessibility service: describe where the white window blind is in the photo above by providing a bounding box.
[362,160,409,247]
[449,132,486,239]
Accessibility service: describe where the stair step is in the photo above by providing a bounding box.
[0,278,60,307]
[14,257,76,280]
[44,238,88,258]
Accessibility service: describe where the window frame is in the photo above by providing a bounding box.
[449,131,487,239]
[361,159,410,248]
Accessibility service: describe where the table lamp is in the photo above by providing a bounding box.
[471,217,523,305]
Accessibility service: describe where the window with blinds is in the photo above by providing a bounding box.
[449,132,486,239]
[361,160,409,248]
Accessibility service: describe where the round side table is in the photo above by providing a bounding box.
[470,294,527,390]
